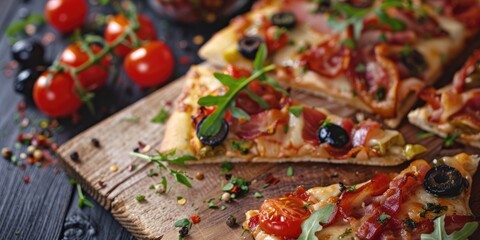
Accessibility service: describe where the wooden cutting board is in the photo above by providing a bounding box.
[56,64,480,240]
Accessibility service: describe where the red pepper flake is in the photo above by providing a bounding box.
[18,164,26,170]
[23,176,30,184]
[264,173,280,186]
[179,56,191,65]
[98,181,106,188]
[17,101,26,112]
[190,214,201,224]
[230,185,239,194]
[138,141,146,149]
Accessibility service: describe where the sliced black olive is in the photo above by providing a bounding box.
[196,117,229,146]
[271,11,297,29]
[318,123,349,148]
[401,49,428,77]
[238,36,264,60]
[424,165,468,198]
[11,39,45,68]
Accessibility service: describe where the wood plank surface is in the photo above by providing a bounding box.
[56,61,480,239]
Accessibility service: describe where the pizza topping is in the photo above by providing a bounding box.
[270,11,297,29]
[301,38,351,79]
[301,107,327,145]
[318,122,350,148]
[443,0,480,29]
[424,165,469,198]
[298,203,337,240]
[400,48,428,78]
[196,117,229,147]
[420,214,479,239]
[238,36,264,60]
[453,51,480,92]
[258,195,312,238]
[231,109,287,140]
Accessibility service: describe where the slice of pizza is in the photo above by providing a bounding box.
[244,153,479,240]
[160,48,426,166]
[408,51,480,149]
[199,0,480,127]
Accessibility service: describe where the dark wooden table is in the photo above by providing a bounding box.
[0,1,252,239]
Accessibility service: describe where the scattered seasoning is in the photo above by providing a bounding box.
[135,195,146,202]
[338,228,353,239]
[346,185,357,192]
[151,107,169,124]
[220,205,227,211]
[226,215,237,228]
[110,165,118,172]
[33,149,43,160]
[261,183,270,189]
[26,145,35,154]
[177,196,187,205]
[154,183,165,194]
[287,166,294,176]
[70,151,79,162]
[303,202,311,210]
[190,214,201,224]
[444,132,460,148]
[195,172,204,180]
[416,131,435,140]
[264,173,280,186]
[174,218,193,239]
[128,164,137,172]
[77,184,94,208]
[147,169,157,177]
[98,181,106,188]
[2,147,12,160]
[377,213,391,224]
[91,138,101,148]
[222,176,250,199]
[221,192,231,202]
[23,176,30,184]
[193,35,204,45]
[207,198,218,209]
[420,203,447,217]
[254,192,263,198]
[221,161,234,173]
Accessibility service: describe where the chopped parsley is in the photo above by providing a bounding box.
[377,212,391,224]
[420,203,448,218]
[254,192,263,198]
[135,195,146,202]
[346,185,357,192]
[376,87,386,101]
[287,166,294,176]
[151,107,169,124]
[288,106,304,117]
[221,161,234,173]
[444,132,460,147]
[416,131,435,140]
[231,141,251,155]
[355,63,366,73]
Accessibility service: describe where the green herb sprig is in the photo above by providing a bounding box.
[130,150,196,191]
[197,44,282,137]
[420,215,478,240]
[298,203,336,240]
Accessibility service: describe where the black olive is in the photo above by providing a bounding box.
[14,68,40,96]
[424,165,468,198]
[196,117,229,146]
[401,49,428,77]
[11,39,45,68]
[271,11,297,29]
[238,36,264,60]
[464,61,480,90]
[318,123,349,148]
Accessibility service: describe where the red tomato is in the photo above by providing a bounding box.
[104,14,157,57]
[33,72,82,117]
[124,41,174,88]
[59,42,111,91]
[259,196,311,238]
[44,0,88,33]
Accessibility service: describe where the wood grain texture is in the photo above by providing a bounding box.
[57,63,480,239]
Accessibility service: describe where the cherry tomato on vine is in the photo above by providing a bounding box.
[33,72,83,117]
[123,41,174,88]
[258,196,311,238]
[59,42,111,91]
[104,14,157,57]
[44,0,88,33]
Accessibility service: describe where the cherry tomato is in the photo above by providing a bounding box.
[123,41,174,88]
[104,14,157,57]
[33,72,82,117]
[59,42,111,91]
[44,0,88,33]
[259,195,311,238]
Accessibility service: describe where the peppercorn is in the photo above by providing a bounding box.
[195,172,204,180]
[33,149,43,160]
[70,151,79,162]
[226,215,237,228]
[179,226,189,237]
[91,138,100,148]
[221,192,231,202]
[2,147,13,160]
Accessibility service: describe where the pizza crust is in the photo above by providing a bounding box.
[408,108,480,149]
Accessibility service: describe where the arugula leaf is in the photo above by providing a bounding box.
[253,44,288,95]
[377,213,391,224]
[288,106,304,117]
[298,203,336,240]
[229,102,250,120]
[375,8,406,31]
[420,215,478,240]
[151,108,169,124]
[197,65,275,137]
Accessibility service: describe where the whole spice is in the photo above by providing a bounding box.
[226,215,237,228]
[70,151,79,162]
[91,138,100,148]
[195,172,204,180]
[2,147,13,160]
[221,192,231,202]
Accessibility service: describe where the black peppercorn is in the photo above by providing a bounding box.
[91,138,100,148]
[70,151,79,162]
[226,215,237,228]
[179,226,189,237]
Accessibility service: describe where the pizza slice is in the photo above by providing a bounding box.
[408,51,480,149]
[160,47,426,166]
[199,0,480,127]
[244,153,479,240]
